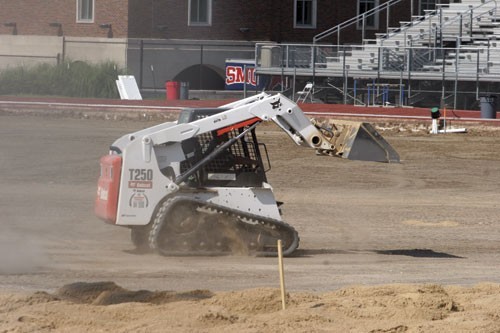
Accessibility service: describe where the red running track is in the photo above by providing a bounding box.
[0,95,498,124]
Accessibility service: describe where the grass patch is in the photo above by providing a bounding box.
[0,61,126,98]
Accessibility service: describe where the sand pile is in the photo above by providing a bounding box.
[54,281,212,305]
[1,282,500,332]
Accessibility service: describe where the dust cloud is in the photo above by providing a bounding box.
[0,232,48,275]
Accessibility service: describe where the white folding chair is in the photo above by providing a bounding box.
[296,83,314,103]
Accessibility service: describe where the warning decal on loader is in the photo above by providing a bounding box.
[129,191,149,208]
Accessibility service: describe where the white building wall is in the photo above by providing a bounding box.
[0,35,127,69]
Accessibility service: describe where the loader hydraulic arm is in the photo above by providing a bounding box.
[143,93,398,164]
[251,94,338,151]
[221,93,400,163]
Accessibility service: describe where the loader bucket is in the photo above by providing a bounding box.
[314,119,400,163]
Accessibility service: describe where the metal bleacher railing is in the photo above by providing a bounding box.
[313,0,407,46]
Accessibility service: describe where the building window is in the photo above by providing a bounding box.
[420,0,439,15]
[189,0,212,26]
[294,0,317,28]
[77,0,94,22]
[357,0,379,29]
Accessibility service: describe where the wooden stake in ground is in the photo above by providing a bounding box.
[277,239,286,310]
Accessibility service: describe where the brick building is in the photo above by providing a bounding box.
[0,0,449,90]
[0,0,450,41]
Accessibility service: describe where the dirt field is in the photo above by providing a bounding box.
[1,112,500,332]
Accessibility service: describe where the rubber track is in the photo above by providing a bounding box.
[148,196,299,257]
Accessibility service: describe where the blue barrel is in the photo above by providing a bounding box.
[180,82,189,100]
[480,95,497,119]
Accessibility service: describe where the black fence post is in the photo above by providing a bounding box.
[199,44,204,90]
[139,39,144,90]
[62,36,66,62]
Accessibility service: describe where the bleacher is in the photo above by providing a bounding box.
[256,0,500,82]
[324,0,499,79]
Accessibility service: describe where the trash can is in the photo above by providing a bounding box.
[480,95,497,119]
[180,82,189,100]
[166,81,180,100]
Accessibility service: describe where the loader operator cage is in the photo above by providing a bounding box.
[178,108,269,188]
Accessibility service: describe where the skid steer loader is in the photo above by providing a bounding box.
[95,93,399,256]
